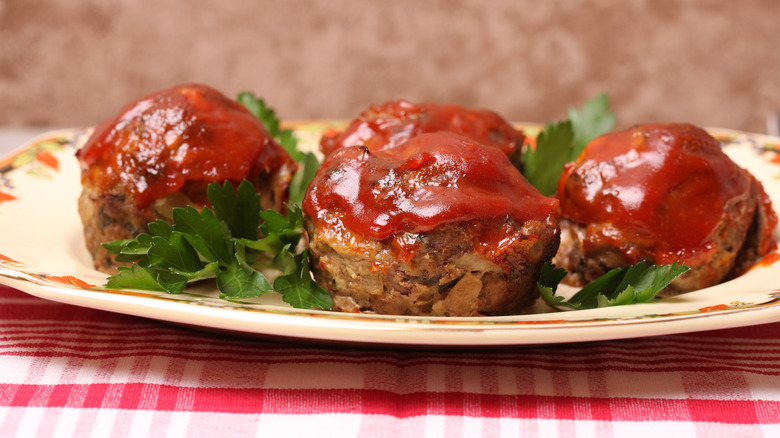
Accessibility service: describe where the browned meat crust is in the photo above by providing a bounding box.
[79,167,293,273]
[306,214,559,317]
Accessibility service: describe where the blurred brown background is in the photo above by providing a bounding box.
[1,0,779,133]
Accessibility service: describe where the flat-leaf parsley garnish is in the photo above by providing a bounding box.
[237,91,320,205]
[521,93,616,196]
[103,180,332,310]
[537,261,690,311]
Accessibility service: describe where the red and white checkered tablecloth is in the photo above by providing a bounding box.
[1,283,779,438]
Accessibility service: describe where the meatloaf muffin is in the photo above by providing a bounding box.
[77,83,296,272]
[553,123,777,293]
[303,132,560,316]
[319,99,525,167]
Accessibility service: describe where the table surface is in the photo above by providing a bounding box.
[2,283,779,438]
[1,127,780,437]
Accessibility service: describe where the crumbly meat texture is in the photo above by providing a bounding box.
[553,176,772,294]
[306,214,559,316]
[79,167,293,273]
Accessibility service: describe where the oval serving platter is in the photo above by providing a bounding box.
[0,124,779,347]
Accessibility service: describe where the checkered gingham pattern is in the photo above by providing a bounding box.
[1,284,779,438]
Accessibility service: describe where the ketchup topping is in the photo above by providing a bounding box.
[556,123,753,265]
[304,132,558,240]
[319,100,523,159]
[77,83,294,209]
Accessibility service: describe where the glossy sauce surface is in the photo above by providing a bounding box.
[556,123,751,264]
[319,100,523,159]
[77,84,293,209]
[305,132,558,240]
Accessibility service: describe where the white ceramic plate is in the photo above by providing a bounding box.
[1,124,779,347]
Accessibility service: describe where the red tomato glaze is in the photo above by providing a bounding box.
[77,83,294,209]
[556,123,752,265]
[319,100,523,159]
[304,132,558,240]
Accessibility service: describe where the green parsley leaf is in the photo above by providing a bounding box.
[567,92,616,156]
[106,264,186,293]
[536,262,569,307]
[521,93,616,196]
[217,266,273,299]
[104,234,153,264]
[155,270,190,294]
[102,238,139,256]
[147,233,203,272]
[208,180,261,240]
[171,262,221,282]
[237,91,282,139]
[273,248,332,309]
[521,120,575,196]
[277,129,303,162]
[538,261,690,311]
[103,180,333,310]
[288,149,321,205]
[172,206,233,265]
[260,204,304,245]
[148,220,175,239]
[236,91,321,204]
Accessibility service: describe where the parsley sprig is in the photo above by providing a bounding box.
[521,93,616,196]
[103,180,332,309]
[567,93,617,154]
[237,92,320,205]
[537,261,690,311]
